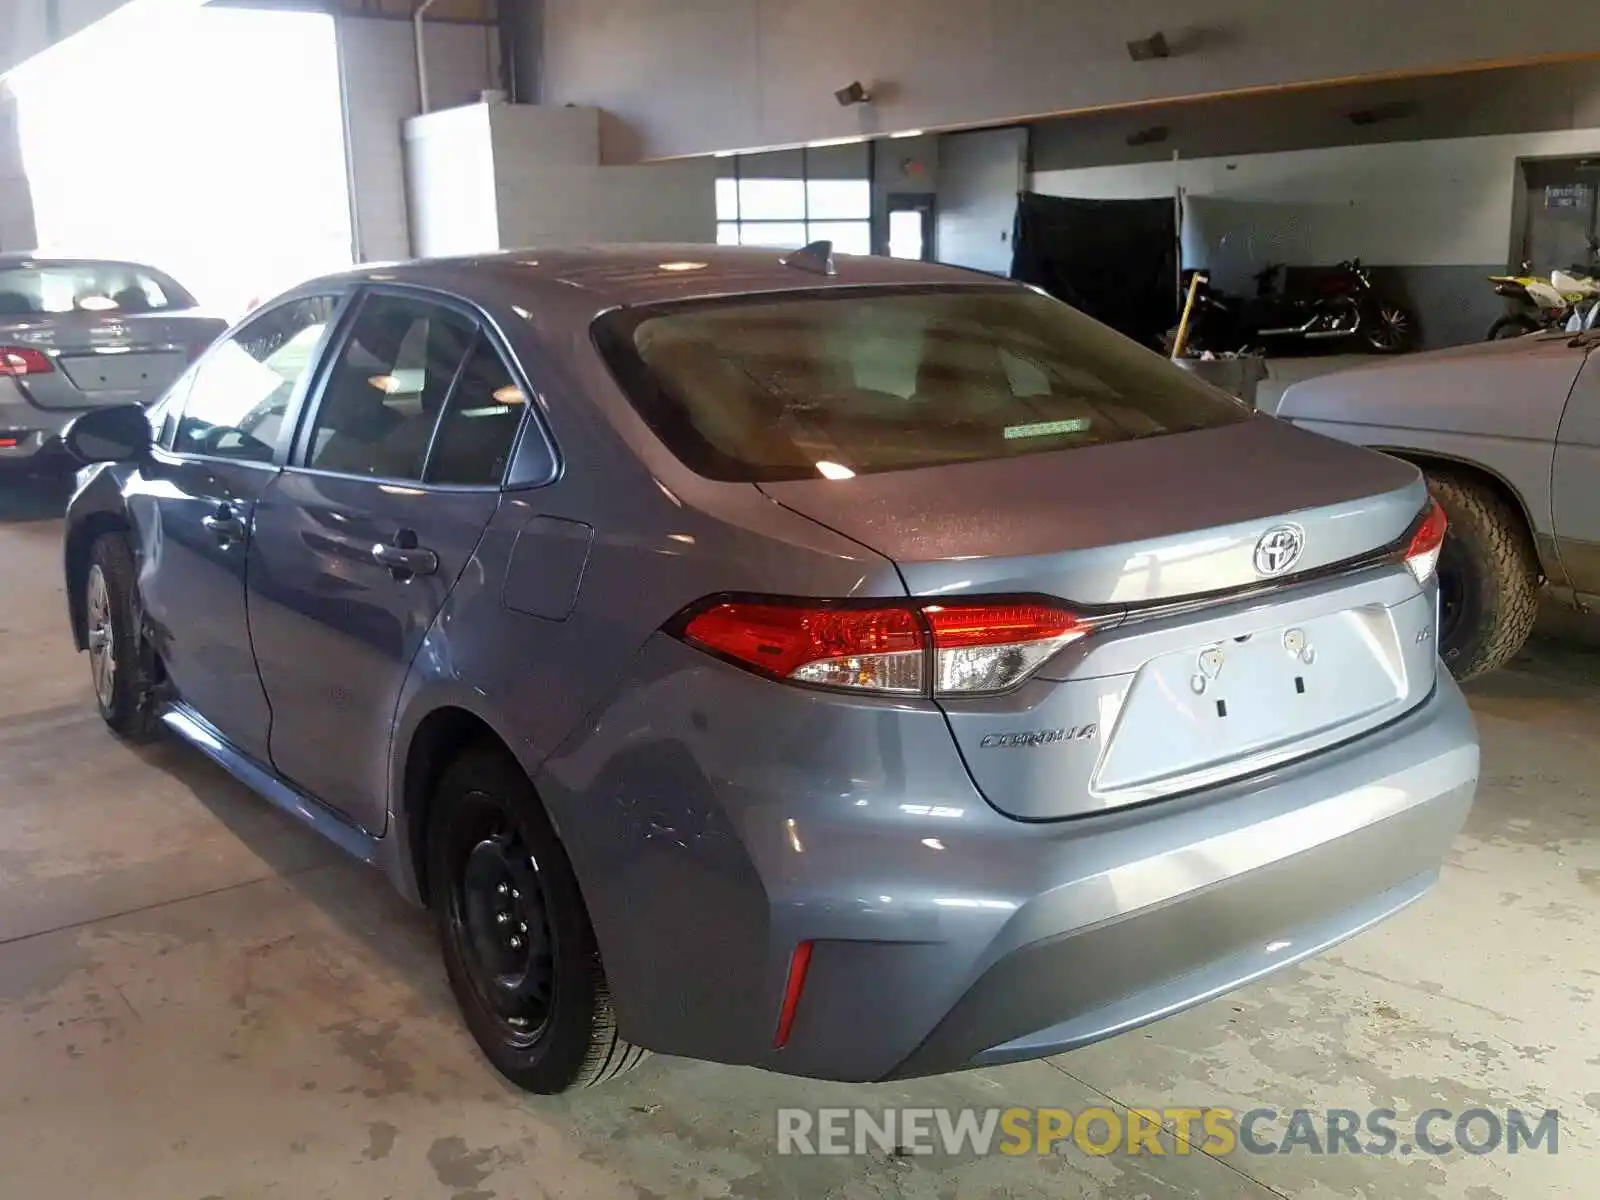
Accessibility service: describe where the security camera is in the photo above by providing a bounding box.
[834,81,871,106]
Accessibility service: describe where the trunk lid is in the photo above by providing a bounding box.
[758,415,1423,603]
[2,311,225,410]
[761,417,1438,819]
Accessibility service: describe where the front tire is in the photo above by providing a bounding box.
[84,533,160,740]
[1426,471,1540,680]
[426,745,646,1093]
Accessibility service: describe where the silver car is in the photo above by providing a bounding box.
[60,246,1479,1092]
[0,255,225,474]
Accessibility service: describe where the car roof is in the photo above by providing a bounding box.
[0,252,175,274]
[302,244,1007,311]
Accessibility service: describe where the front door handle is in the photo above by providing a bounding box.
[201,507,245,543]
[371,530,438,579]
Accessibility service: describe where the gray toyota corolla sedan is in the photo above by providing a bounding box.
[57,244,1478,1093]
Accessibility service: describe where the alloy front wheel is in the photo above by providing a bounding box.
[85,564,116,710]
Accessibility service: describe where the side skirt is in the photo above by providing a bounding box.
[161,703,381,865]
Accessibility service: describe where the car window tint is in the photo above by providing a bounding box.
[424,338,525,485]
[305,294,475,480]
[172,295,338,463]
[595,288,1251,482]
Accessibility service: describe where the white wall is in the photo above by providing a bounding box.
[403,105,499,258]
[405,103,715,254]
[1032,128,1600,269]
[936,127,1026,274]
[339,16,498,262]
[489,106,714,246]
[539,0,1600,161]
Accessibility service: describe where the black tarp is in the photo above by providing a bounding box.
[1009,192,1178,348]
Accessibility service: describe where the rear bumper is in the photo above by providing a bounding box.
[0,379,72,470]
[539,636,1478,1082]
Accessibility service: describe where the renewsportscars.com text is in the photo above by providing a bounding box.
[776,1106,1560,1158]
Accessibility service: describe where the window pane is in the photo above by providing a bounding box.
[0,261,190,315]
[595,289,1250,482]
[716,222,741,246]
[425,339,525,485]
[737,222,808,248]
[715,177,739,221]
[305,295,475,480]
[807,221,871,256]
[173,295,337,462]
[888,210,926,260]
[805,179,870,219]
[738,178,804,220]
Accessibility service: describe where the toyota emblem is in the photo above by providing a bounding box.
[1253,524,1306,576]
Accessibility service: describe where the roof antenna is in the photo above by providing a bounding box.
[779,240,837,277]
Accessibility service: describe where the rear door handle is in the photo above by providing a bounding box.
[201,509,245,543]
[371,537,438,579]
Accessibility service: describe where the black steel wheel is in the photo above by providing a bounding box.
[426,745,647,1092]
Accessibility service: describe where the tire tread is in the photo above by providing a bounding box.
[1426,469,1540,680]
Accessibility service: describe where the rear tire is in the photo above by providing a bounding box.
[84,533,161,741]
[1486,314,1539,341]
[426,744,646,1093]
[1426,471,1540,680]
[1363,304,1414,353]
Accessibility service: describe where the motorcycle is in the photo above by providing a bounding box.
[1174,260,1414,355]
[1484,262,1600,339]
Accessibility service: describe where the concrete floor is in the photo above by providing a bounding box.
[1,478,1596,1200]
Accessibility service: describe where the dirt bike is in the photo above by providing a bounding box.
[1486,262,1600,339]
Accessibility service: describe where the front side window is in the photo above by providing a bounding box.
[303,294,474,480]
[0,261,195,315]
[594,287,1251,482]
[172,294,339,463]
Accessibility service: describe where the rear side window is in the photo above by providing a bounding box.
[594,287,1250,482]
[303,294,474,480]
[173,295,339,462]
[424,339,526,485]
[0,261,194,315]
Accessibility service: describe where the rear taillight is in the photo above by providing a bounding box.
[0,346,53,377]
[677,597,1091,697]
[1403,499,1448,583]
[681,602,925,694]
[924,602,1089,694]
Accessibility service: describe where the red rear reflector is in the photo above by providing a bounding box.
[1403,499,1448,583]
[773,939,813,1049]
[0,346,53,377]
[0,437,17,448]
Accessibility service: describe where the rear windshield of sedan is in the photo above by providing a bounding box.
[592,286,1250,482]
[0,261,195,316]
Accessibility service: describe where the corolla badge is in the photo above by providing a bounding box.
[1253,523,1306,577]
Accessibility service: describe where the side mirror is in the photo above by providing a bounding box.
[61,403,152,464]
